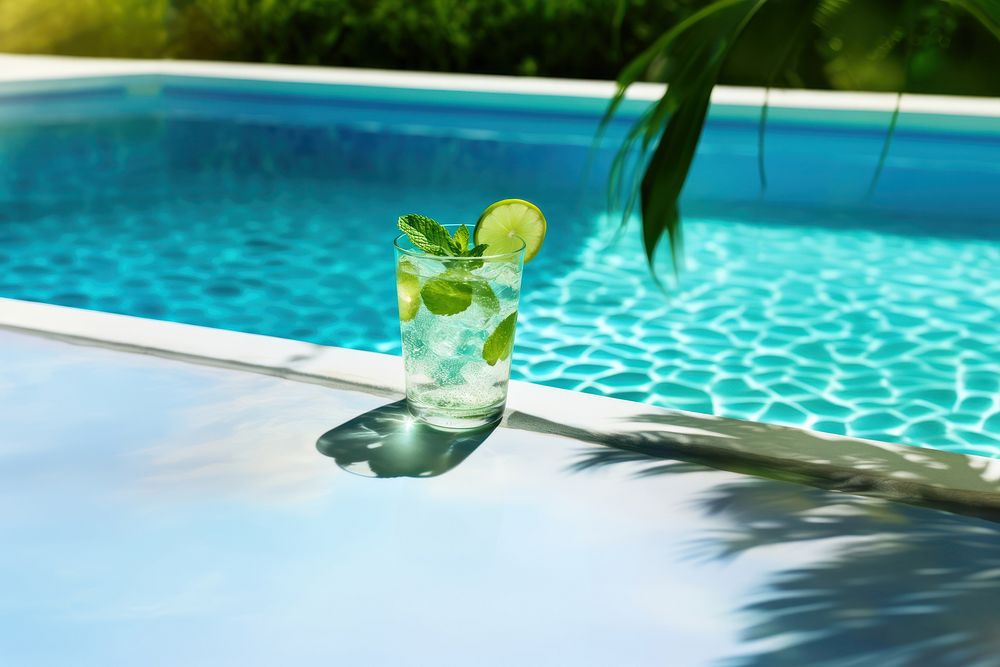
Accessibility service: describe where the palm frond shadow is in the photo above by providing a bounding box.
[507,410,1000,666]
[509,409,1000,519]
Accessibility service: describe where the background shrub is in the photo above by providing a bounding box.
[1,0,997,96]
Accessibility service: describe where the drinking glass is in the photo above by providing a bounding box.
[395,225,525,429]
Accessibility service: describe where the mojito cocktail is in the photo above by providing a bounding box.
[394,202,546,429]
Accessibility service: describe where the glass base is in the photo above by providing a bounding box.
[406,399,504,430]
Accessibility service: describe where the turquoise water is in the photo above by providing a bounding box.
[1,80,998,457]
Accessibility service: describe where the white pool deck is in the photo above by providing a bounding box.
[3,53,1000,118]
[4,299,1000,666]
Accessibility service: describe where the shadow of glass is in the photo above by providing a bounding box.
[316,400,496,478]
[507,411,1000,666]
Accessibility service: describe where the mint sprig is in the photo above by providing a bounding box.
[397,213,500,319]
[398,214,455,255]
[450,224,470,254]
[398,214,486,258]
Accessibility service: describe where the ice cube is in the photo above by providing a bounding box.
[488,262,522,290]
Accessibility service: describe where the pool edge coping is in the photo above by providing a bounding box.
[2,296,997,514]
[1,53,999,118]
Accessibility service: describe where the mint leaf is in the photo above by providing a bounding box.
[462,243,490,270]
[451,224,470,254]
[471,281,500,316]
[398,214,454,256]
[483,312,517,365]
[421,273,473,315]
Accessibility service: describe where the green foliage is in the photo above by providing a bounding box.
[0,0,170,57]
[605,0,768,281]
[4,0,996,96]
[162,0,706,78]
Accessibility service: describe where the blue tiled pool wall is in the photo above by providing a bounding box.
[4,79,999,227]
[1,79,998,458]
[164,78,1000,225]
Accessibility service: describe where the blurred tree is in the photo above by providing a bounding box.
[0,0,169,57]
[2,0,995,97]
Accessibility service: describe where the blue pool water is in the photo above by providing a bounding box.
[1,77,998,458]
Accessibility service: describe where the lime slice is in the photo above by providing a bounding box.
[396,259,422,321]
[474,199,546,263]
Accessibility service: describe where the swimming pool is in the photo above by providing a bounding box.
[1,71,998,458]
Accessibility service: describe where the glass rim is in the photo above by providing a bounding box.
[394,224,526,261]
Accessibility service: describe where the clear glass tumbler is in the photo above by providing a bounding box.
[395,225,525,429]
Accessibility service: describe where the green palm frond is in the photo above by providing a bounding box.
[947,0,1000,38]
[602,0,767,284]
[603,0,1000,286]
[757,5,821,193]
[813,0,854,28]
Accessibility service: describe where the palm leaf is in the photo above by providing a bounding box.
[866,6,910,198]
[605,0,999,285]
[601,0,766,283]
[946,0,1000,39]
[757,3,822,193]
